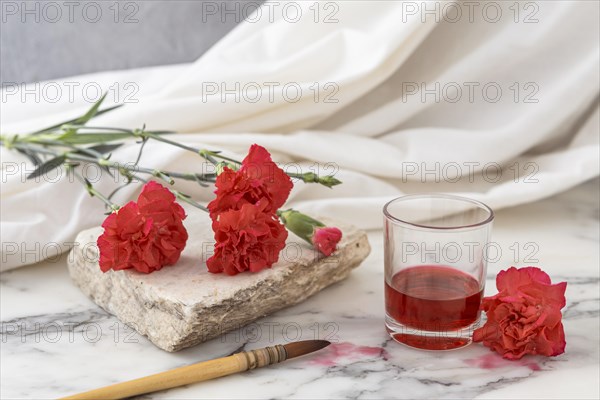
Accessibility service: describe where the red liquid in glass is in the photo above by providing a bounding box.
[385,265,483,349]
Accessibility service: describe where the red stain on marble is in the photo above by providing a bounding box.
[465,353,541,371]
[308,342,386,366]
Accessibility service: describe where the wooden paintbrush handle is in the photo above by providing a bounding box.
[61,345,287,400]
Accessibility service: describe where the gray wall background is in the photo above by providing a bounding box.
[1,0,261,86]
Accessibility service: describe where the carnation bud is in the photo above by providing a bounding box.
[295,172,342,188]
[279,209,342,255]
[318,175,342,188]
[312,226,342,256]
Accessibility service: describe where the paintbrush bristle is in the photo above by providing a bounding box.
[283,340,331,359]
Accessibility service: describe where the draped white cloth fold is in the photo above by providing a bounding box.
[1,1,598,271]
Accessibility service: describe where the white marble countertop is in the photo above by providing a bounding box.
[1,180,599,399]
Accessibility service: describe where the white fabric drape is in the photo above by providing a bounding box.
[1,1,599,271]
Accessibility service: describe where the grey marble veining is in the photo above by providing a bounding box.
[1,179,599,399]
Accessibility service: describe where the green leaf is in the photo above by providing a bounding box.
[30,104,123,135]
[27,155,66,180]
[55,127,78,141]
[71,144,122,179]
[61,133,133,144]
[82,143,124,155]
[74,93,108,125]
[16,149,42,166]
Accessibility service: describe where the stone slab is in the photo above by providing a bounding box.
[67,211,371,352]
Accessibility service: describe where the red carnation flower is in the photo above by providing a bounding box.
[312,226,342,256]
[473,267,567,360]
[207,202,288,275]
[97,181,188,274]
[206,144,293,274]
[208,144,292,217]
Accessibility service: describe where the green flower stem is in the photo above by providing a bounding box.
[203,151,242,165]
[4,122,342,188]
[42,127,238,167]
[8,142,216,184]
[72,166,208,213]
[133,174,209,212]
[171,191,210,212]
[69,167,119,212]
[131,130,245,167]
[138,131,203,155]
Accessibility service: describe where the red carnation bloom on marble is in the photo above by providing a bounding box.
[207,202,288,275]
[473,267,567,360]
[208,144,292,217]
[312,226,342,256]
[97,181,188,274]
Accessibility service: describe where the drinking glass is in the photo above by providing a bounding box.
[384,194,494,350]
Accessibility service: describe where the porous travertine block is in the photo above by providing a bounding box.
[67,212,370,351]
